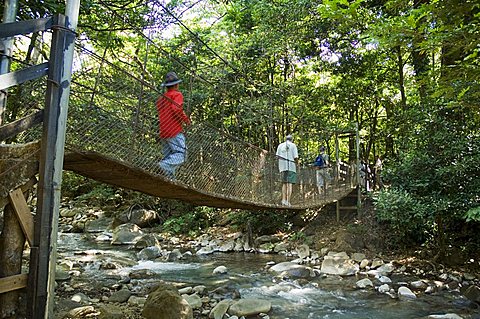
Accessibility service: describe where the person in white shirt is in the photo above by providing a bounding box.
[276,135,299,206]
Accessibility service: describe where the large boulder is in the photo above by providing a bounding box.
[269,262,315,278]
[320,255,358,276]
[111,223,143,245]
[142,284,193,319]
[461,285,480,304]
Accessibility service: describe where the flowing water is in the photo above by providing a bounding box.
[57,233,476,319]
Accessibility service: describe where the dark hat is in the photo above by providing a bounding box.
[161,72,182,87]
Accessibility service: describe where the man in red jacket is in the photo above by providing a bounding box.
[156,72,191,179]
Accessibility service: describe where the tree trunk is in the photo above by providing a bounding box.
[0,204,26,318]
[434,214,446,261]
[411,0,430,103]
[395,45,407,108]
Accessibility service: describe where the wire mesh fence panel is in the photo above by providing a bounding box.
[1,29,357,210]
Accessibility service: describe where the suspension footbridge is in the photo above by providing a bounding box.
[0,6,360,317]
[1,19,359,212]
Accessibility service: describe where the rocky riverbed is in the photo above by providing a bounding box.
[50,205,480,319]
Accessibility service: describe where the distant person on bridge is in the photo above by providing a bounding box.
[156,72,191,179]
[276,135,298,206]
[314,146,330,194]
[374,155,384,190]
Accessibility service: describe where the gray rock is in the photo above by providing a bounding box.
[134,234,160,249]
[320,256,358,276]
[273,242,289,253]
[127,296,146,306]
[295,244,310,259]
[71,292,90,304]
[107,289,132,303]
[378,284,390,293]
[118,208,158,228]
[377,275,392,283]
[182,293,202,309]
[228,299,272,317]
[352,253,366,262]
[209,299,233,319]
[129,269,157,279]
[370,259,384,269]
[425,314,464,319]
[142,284,193,319]
[193,285,206,294]
[67,306,98,318]
[60,207,82,218]
[356,278,373,288]
[327,251,349,258]
[234,239,244,252]
[359,259,370,269]
[367,263,395,276]
[196,246,216,255]
[462,285,480,303]
[411,280,428,290]
[167,249,183,261]
[269,262,315,278]
[55,269,71,282]
[111,223,143,245]
[219,240,235,252]
[98,304,124,319]
[255,235,280,245]
[85,217,112,233]
[137,246,162,260]
[398,286,416,299]
[257,243,274,253]
[178,287,193,294]
[213,266,228,275]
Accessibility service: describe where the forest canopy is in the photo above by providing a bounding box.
[2,0,479,255]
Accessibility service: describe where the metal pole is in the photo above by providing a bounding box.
[335,132,340,183]
[0,0,19,125]
[355,123,361,217]
[27,0,80,318]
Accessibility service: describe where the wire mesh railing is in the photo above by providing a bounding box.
[65,46,355,208]
[1,14,357,209]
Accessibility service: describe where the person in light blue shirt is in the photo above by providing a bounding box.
[276,135,298,206]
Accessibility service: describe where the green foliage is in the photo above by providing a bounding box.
[226,210,290,235]
[74,183,121,206]
[162,206,216,236]
[465,207,480,223]
[377,101,480,250]
[375,189,432,245]
[290,230,307,242]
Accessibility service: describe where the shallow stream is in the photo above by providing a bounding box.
[57,233,476,319]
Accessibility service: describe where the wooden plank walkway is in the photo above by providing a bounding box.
[64,150,355,211]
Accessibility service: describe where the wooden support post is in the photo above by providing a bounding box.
[8,188,34,245]
[336,200,340,222]
[27,1,80,317]
[0,274,28,294]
